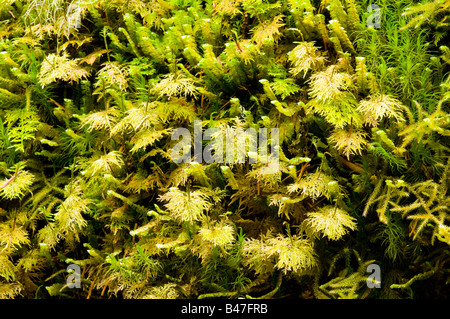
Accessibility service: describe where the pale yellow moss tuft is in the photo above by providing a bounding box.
[38,53,90,87]
[84,151,125,177]
[287,171,338,200]
[308,65,354,103]
[242,232,317,274]
[357,94,405,126]
[152,73,198,98]
[199,221,235,247]
[329,128,368,160]
[0,170,34,200]
[96,61,129,90]
[158,187,212,223]
[288,41,326,78]
[306,206,357,241]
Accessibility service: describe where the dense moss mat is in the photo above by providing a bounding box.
[0,0,449,299]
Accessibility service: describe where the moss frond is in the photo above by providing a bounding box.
[287,171,339,201]
[0,170,34,200]
[357,94,405,126]
[308,65,354,103]
[329,128,368,159]
[83,151,125,177]
[288,41,326,78]
[198,221,235,247]
[0,223,30,250]
[158,187,212,223]
[152,73,199,98]
[306,205,357,241]
[38,53,90,87]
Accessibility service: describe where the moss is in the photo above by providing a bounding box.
[0,0,448,299]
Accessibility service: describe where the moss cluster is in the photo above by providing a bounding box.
[0,0,448,299]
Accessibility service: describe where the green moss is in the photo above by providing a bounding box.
[0,0,448,299]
